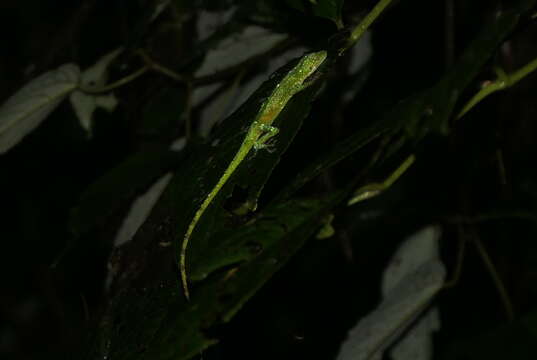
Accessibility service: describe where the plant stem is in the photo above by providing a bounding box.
[343,0,394,54]
[383,154,415,188]
[509,55,537,85]
[347,153,415,205]
[472,236,515,322]
[138,50,187,83]
[457,54,537,119]
[80,66,149,94]
[443,228,466,289]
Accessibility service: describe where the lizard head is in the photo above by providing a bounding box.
[296,50,328,84]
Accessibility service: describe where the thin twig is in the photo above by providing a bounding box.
[443,225,466,289]
[79,66,149,94]
[184,81,193,140]
[444,0,455,69]
[471,235,515,322]
[138,49,187,83]
[343,0,394,54]
[496,148,508,186]
[457,55,537,119]
[445,211,537,224]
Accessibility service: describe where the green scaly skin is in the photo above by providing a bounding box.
[180,51,327,299]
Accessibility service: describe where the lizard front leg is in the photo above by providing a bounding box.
[231,124,279,214]
[253,124,279,151]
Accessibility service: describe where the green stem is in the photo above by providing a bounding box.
[457,54,537,119]
[347,153,415,205]
[443,230,466,289]
[343,0,394,54]
[456,80,505,119]
[383,154,415,188]
[79,66,149,94]
[472,237,515,322]
[509,54,537,86]
[138,50,187,83]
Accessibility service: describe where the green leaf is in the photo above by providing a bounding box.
[87,193,343,360]
[148,195,341,360]
[0,64,80,154]
[82,53,336,360]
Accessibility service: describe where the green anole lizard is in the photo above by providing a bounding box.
[180,50,327,299]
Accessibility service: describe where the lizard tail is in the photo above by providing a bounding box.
[179,143,248,300]
[179,176,230,300]
[180,240,191,300]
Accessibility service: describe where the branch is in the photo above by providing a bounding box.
[342,0,394,54]
[457,54,537,119]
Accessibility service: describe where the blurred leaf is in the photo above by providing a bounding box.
[192,24,291,137]
[69,48,122,134]
[113,172,174,247]
[70,147,181,236]
[70,91,117,134]
[0,64,80,154]
[79,48,123,89]
[194,26,287,78]
[382,226,442,360]
[336,226,445,360]
[286,0,344,28]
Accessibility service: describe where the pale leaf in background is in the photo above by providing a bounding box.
[337,225,445,360]
[69,48,122,134]
[112,137,186,248]
[70,91,117,134]
[382,226,442,293]
[113,172,173,248]
[192,20,290,137]
[0,64,80,154]
[383,226,442,360]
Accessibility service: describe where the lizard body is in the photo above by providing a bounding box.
[180,51,327,299]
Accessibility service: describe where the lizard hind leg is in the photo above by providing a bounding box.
[253,124,279,152]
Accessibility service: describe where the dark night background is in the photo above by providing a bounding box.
[1,0,537,359]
